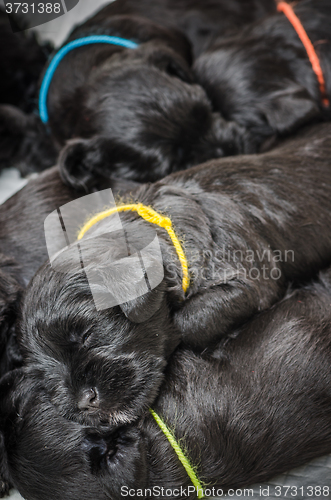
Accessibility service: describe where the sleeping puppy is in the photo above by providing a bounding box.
[85,0,276,58]
[18,123,331,429]
[0,171,136,493]
[0,9,57,175]
[44,7,253,187]
[194,0,331,150]
[2,266,331,499]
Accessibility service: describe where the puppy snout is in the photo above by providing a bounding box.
[77,388,100,410]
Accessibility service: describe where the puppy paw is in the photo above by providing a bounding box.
[0,479,11,498]
[0,105,57,176]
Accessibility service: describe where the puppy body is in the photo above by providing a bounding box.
[194,0,331,149]
[20,123,331,427]
[3,266,331,499]
[0,10,57,174]
[87,0,276,58]
[0,170,138,492]
[45,7,254,186]
[0,9,50,113]
[146,267,331,493]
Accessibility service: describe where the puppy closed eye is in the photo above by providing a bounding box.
[164,60,190,81]
[83,432,118,474]
[148,50,193,83]
[68,329,92,345]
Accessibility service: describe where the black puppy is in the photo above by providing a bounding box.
[2,266,331,499]
[43,6,254,187]
[0,170,137,494]
[89,0,276,58]
[0,170,138,494]
[19,123,331,429]
[194,0,331,150]
[0,8,50,113]
[0,9,57,174]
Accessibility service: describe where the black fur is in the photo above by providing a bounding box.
[0,254,22,379]
[19,123,331,428]
[0,105,58,176]
[0,9,51,113]
[2,265,331,499]
[0,167,138,286]
[194,0,331,149]
[45,8,254,187]
[88,0,276,58]
[0,253,23,495]
[0,168,137,395]
[0,9,57,174]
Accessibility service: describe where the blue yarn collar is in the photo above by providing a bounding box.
[39,35,139,124]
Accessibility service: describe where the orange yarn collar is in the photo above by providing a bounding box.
[277,1,329,108]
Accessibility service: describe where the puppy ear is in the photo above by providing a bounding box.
[59,137,147,191]
[147,49,194,83]
[58,138,94,192]
[119,286,165,324]
[262,85,320,135]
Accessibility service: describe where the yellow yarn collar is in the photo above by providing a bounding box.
[77,203,189,292]
[150,409,204,498]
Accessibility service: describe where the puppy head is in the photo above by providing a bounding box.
[48,40,251,187]
[0,369,148,500]
[19,228,179,427]
[59,112,253,192]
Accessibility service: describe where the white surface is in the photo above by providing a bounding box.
[7,491,24,500]
[0,168,28,204]
[32,0,115,46]
[1,0,115,46]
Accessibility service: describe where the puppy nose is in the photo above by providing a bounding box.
[77,388,100,410]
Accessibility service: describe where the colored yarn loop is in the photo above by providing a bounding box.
[39,35,139,123]
[77,203,190,292]
[277,1,329,107]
